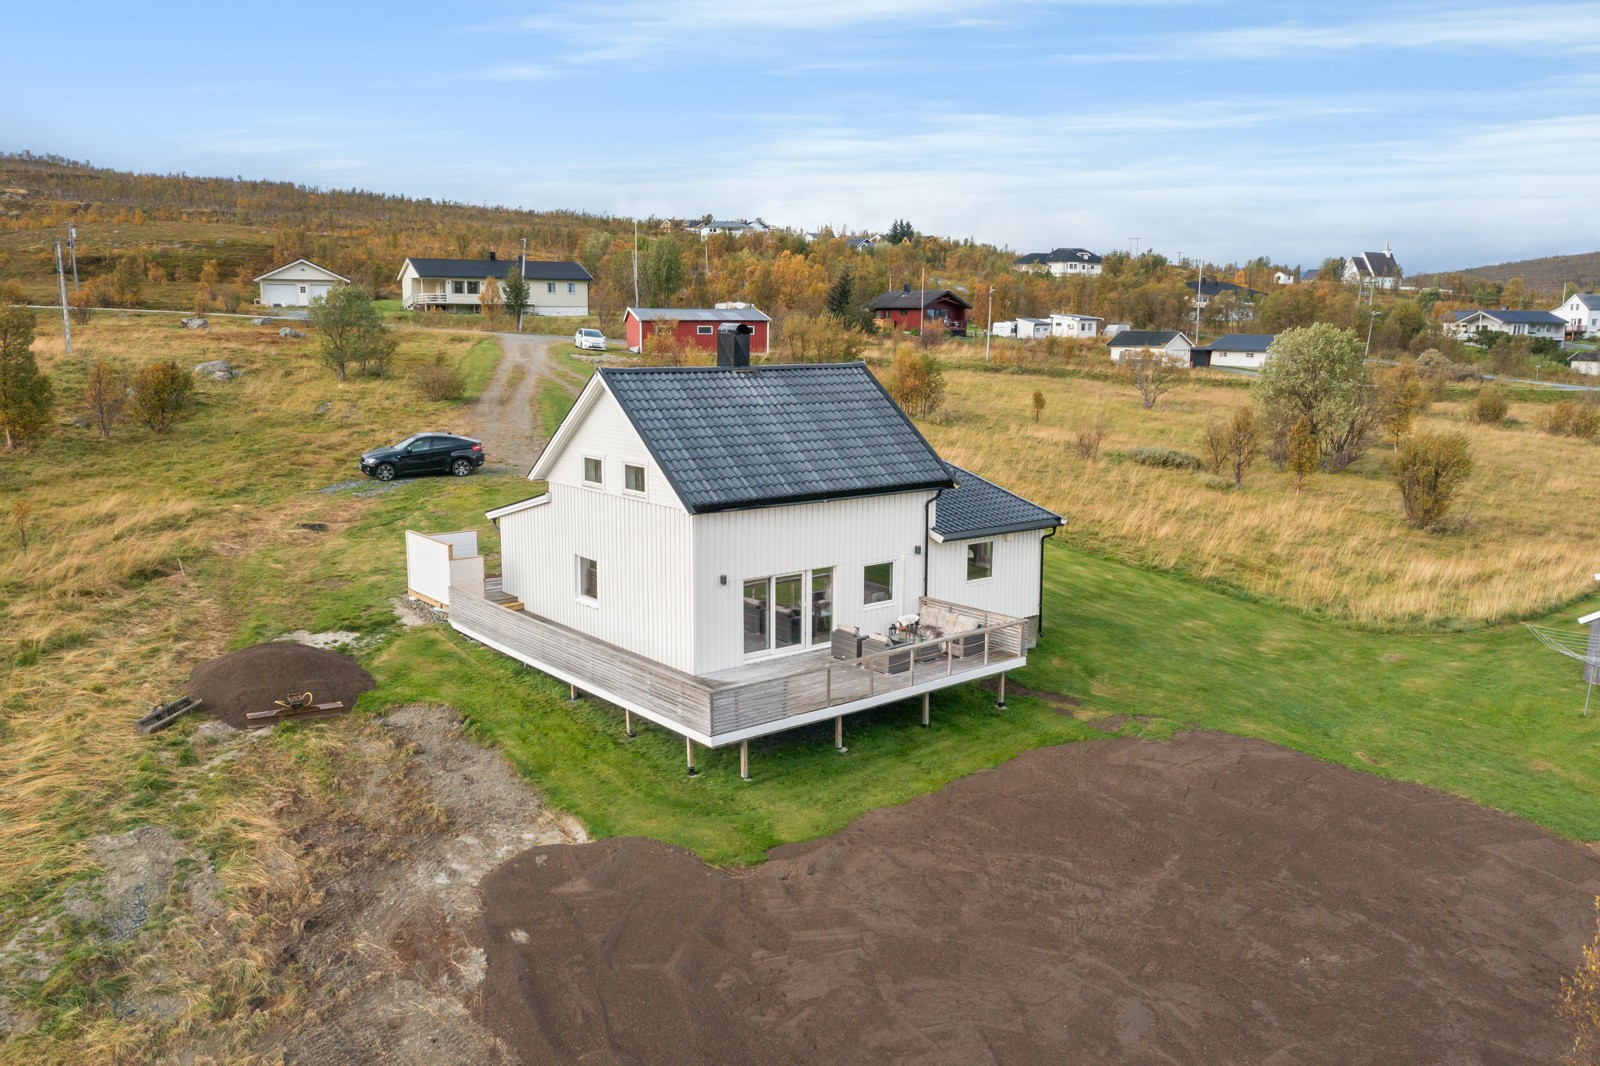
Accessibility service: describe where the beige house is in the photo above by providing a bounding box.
[396,255,592,315]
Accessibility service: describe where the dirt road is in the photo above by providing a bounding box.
[468,333,563,475]
[480,732,1600,1064]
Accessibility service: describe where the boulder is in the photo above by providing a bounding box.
[279,327,304,339]
[181,317,208,330]
[251,316,274,326]
[192,360,237,381]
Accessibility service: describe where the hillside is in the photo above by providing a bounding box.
[1410,250,1600,293]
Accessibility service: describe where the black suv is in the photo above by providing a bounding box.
[359,433,484,481]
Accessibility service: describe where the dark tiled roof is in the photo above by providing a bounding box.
[933,465,1061,540]
[1208,333,1276,352]
[1108,330,1188,347]
[1475,309,1566,325]
[597,363,954,514]
[1350,252,1400,278]
[404,257,593,281]
[1017,247,1102,266]
[871,288,974,310]
[627,306,772,323]
[1189,279,1263,298]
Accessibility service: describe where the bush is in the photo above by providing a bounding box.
[127,360,193,434]
[1415,348,1478,392]
[1127,446,1203,470]
[1394,430,1473,530]
[1537,401,1600,439]
[1072,421,1105,460]
[1464,387,1508,425]
[415,355,465,401]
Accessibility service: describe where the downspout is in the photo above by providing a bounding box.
[1037,526,1057,636]
[923,489,945,599]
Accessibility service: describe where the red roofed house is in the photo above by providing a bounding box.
[624,306,771,355]
[870,286,972,336]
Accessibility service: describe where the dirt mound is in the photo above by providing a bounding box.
[186,642,374,728]
[480,732,1600,1064]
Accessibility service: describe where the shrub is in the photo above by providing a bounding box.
[1374,364,1429,448]
[1394,430,1473,530]
[1465,387,1508,425]
[415,355,465,402]
[66,285,95,325]
[1415,348,1478,392]
[1127,446,1203,470]
[889,348,946,418]
[1200,473,1234,491]
[1201,418,1229,474]
[1031,389,1045,423]
[82,356,125,439]
[1072,421,1105,460]
[1286,415,1318,493]
[309,283,394,380]
[1537,401,1600,439]
[1252,323,1374,471]
[127,360,193,434]
[0,305,54,450]
[1119,349,1184,409]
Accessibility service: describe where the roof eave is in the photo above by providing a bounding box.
[931,516,1065,541]
[685,478,956,516]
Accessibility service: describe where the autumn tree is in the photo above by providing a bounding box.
[1031,389,1046,423]
[1374,364,1429,449]
[1226,406,1260,487]
[1253,323,1375,470]
[108,255,143,308]
[640,236,686,306]
[82,356,125,439]
[1286,416,1318,493]
[1119,349,1184,409]
[128,360,192,433]
[308,283,391,380]
[501,266,529,332]
[479,275,503,324]
[889,348,946,418]
[0,305,54,449]
[1394,431,1473,529]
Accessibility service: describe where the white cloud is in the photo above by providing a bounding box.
[1196,3,1600,57]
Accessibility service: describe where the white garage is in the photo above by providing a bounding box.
[254,259,350,307]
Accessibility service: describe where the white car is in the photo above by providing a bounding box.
[574,328,607,352]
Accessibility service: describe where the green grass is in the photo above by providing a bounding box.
[456,337,501,401]
[536,377,579,438]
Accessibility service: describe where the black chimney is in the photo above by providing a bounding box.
[488,251,497,261]
[902,282,911,293]
[717,322,753,368]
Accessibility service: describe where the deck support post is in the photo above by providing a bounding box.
[997,672,1007,710]
[624,708,635,738]
[568,682,579,701]
[922,692,930,728]
[834,716,847,754]
[686,736,697,776]
[740,740,750,781]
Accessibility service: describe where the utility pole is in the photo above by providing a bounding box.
[517,237,527,332]
[54,239,73,354]
[632,218,640,307]
[919,264,925,342]
[67,224,79,289]
[1193,259,1203,345]
[1364,306,1377,359]
[1130,236,1140,258]
[984,285,994,363]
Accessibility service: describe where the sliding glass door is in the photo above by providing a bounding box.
[744,567,832,657]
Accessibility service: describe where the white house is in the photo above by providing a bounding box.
[410,358,1060,776]
[254,259,349,307]
[1203,333,1276,370]
[1107,330,1194,365]
[1342,245,1402,290]
[1049,313,1103,339]
[1016,248,1103,277]
[1273,270,1295,285]
[1444,308,1566,341]
[396,255,592,315]
[1013,317,1052,340]
[990,320,1019,338]
[1554,293,1600,338]
[1571,353,1600,377]
[696,219,770,237]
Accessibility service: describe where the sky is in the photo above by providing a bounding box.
[5,1,1599,272]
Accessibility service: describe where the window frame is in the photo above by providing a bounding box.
[547,282,556,293]
[966,540,994,582]
[581,455,604,487]
[696,324,714,335]
[622,463,646,495]
[451,280,465,295]
[862,560,895,607]
[576,555,599,603]
[466,280,480,295]
[742,567,834,658]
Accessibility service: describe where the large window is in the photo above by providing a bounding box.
[744,568,830,655]
[624,464,645,493]
[583,456,603,485]
[863,561,894,605]
[810,568,833,645]
[466,280,480,295]
[451,280,465,294]
[743,579,770,654]
[577,556,598,601]
[967,541,994,581]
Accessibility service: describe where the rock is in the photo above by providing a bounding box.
[298,522,329,532]
[181,317,208,330]
[251,316,274,326]
[313,401,332,416]
[192,360,237,380]
[279,327,304,338]
[194,719,239,741]
[70,416,93,429]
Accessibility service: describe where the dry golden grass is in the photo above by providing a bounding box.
[916,355,1600,627]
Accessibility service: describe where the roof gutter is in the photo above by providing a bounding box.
[923,488,945,598]
[1037,525,1058,636]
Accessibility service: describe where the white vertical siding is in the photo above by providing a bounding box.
[691,491,936,675]
[539,389,684,510]
[926,531,1046,625]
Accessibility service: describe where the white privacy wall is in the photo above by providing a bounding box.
[926,530,1047,624]
[690,491,937,675]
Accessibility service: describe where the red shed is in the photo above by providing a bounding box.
[624,306,771,355]
[870,287,972,336]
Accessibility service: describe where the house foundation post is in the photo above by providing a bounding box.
[740,740,750,781]
[997,673,1007,710]
[922,692,930,728]
[568,682,579,701]
[686,736,698,776]
[624,709,635,738]
[834,716,847,753]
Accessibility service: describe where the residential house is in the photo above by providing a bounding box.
[1273,270,1295,285]
[990,320,1019,338]
[1049,313,1103,339]
[1013,317,1052,340]
[1189,279,1262,322]
[1015,247,1103,277]
[1107,330,1194,365]
[1554,293,1600,338]
[623,306,771,354]
[1444,308,1566,341]
[1203,333,1276,370]
[1571,352,1600,377]
[1301,269,1319,284]
[871,287,972,336]
[409,357,1060,776]
[846,236,878,252]
[1104,322,1132,338]
[396,255,593,315]
[696,219,770,237]
[1342,245,1402,290]
[254,259,349,307]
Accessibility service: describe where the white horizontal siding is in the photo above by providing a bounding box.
[691,491,936,675]
[926,531,1046,624]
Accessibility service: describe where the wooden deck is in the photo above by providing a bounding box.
[448,591,1026,746]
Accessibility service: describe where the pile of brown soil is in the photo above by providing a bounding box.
[480,732,1600,1064]
[186,642,375,729]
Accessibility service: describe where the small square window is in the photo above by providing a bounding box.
[567,282,576,294]
[967,541,993,581]
[583,457,603,484]
[547,282,556,293]
[466,280,480,295]
[624,464,645,493]
[696,324,713,335]
[577,556,598,600]
[863,561,894,605]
